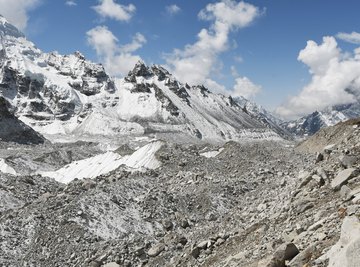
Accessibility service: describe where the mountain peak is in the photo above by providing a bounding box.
[128,60,152,78]
[0,15,24,38]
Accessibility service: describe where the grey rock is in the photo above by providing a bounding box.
[339,155,358,168]
[191,247,201,259]
[298,171,312,188]
[315,152,324,163]
[327,216,360,267]
[340,185,353,201]
[266,243,299,267]
[288,244,316,267]
[147,243,165,257]
[331,168,359,190]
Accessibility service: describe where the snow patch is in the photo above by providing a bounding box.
[40,141,163,183]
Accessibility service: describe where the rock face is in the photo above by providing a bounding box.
[0,97,44,144]
[0,16,280,143]
[327,216,360,267]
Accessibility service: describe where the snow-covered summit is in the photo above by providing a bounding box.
[0,19,281,143]
[0,15,24,39]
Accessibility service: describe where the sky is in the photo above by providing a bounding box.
[1,0,360,119]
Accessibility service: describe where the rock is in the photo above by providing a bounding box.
[315,152,324,163]
[88,261,101,267]
[312,174,325,186]
[147,243,165,257]
[180,218,189,228]
[340,185,353,201]
[266,242,299,267]
[292,198,314,214]
[102,263,120,267]
[324,144,336,154]
[331,168,359,190]
[288,244,316,267]
[327,216,360,267]
[339,155,358,168]
[197,240,210,249]
[191,247,201,259]
[298,171,312,188]
[162,220,173,231]
[178,236,187,246]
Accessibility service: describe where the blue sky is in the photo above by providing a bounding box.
[2,0,360,118]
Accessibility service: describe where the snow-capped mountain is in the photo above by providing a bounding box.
[0,16,280,143]
[234,96,292,139]
[282,102,360,136]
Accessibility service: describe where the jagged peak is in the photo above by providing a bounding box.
[74,51,85,60]
[0,15,24,38]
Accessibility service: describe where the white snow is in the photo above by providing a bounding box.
[40,141,163,183]
[200,148,224,158]
[0,159,17,175]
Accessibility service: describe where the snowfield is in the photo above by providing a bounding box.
[40,141,163,183]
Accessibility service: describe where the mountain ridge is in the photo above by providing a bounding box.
[0,17,285,143]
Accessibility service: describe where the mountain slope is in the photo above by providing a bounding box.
[234,96,292,139]
[0,16,280,143]
[0,96,44,144]
[282,102,360,136]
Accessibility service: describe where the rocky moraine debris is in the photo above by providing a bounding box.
[1,119,360,266]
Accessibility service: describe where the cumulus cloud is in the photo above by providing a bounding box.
[65,0,77,7]
[165,0,261,87]
[166,4,181,15]
[337,31,360,45]
[232,76,261,99]
[87,26,146,77]
[0,0,41,30]
[93,0,136,22]
[276,36,360,119]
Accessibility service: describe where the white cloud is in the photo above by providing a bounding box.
[87,26,146,77]
[93,0,136,22]
[276,36,360,119]
[232,76,261,99]
[234,55,244,63]
[230,65,239,77]
[165,0,261,87]
[337,31,360,45]
[0,0,41,30]
[65,1,77,7]
[166,4,181,15]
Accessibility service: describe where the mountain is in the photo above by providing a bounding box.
[0,16,280,143]
[234,96,292,139]
[0,96,44,144]
[282,102,360,136]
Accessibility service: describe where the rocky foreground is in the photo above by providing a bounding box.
[1,119,360,267]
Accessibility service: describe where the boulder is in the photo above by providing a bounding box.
[339,155,358,168]
[288,244,316,267]
[340,185,353,201]
[331,168,359,190]
[327,216,360,267]
[147,243,165,257]
[266,243,299,267]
